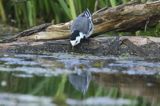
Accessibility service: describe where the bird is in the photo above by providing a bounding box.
[70,9,94,46]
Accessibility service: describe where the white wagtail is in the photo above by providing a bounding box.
[70,9,94,46]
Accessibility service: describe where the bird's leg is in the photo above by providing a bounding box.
[81,36,90,43]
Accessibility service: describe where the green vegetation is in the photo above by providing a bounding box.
[0,0,159,36]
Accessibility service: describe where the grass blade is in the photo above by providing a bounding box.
[68,0,76,19]
[58,0,71,19]
[109,0,117,7]
[0,0,6,22]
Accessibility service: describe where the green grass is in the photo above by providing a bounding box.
[0,0,6,22]
[0,0,159,36]
[0,0,135,27]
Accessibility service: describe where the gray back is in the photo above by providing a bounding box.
[71,16,89,34]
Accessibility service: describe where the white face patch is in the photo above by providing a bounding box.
[70,32,85,46]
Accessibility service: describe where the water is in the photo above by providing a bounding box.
[0,53,160,106]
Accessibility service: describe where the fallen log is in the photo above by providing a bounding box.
[0,36,160,57]
[2,1,160,42]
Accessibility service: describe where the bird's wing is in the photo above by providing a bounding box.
[71,16,90,34]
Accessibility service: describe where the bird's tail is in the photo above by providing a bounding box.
[83,8,92,18]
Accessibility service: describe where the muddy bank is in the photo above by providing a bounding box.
[0,36,159,57]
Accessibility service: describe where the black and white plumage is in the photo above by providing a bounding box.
[70,9,94,46]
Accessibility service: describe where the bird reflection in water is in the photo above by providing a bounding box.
[68,71,91,94]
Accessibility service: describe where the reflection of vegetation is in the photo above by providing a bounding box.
[93,73,160,106]
[0,54,160,105]
[1,71,160,105]
[54,74,67,106]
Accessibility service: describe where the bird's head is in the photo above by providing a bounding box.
[70,30,85,46]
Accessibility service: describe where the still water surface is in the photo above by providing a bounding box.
[0,53,160,106]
